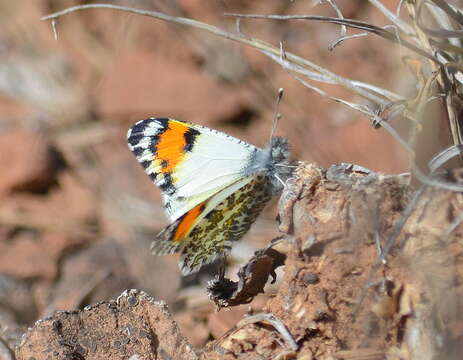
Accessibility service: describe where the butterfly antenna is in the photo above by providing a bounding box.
[269,88,284,141]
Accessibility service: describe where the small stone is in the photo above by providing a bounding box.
[303,273,319,285]
[127,295,138,307]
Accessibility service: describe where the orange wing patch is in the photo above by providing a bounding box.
[156,120,189,173]
[174,202,206,241]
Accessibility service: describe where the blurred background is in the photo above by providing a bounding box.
[0,0,408,348]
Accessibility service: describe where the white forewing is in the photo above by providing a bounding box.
[128,118,271,222]
[175,132,256,194]
[166,125,263,221]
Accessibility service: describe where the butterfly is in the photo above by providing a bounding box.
[127,117,291,275]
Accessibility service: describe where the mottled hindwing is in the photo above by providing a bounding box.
[176,173,274,275]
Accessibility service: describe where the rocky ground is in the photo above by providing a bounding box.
[14,163,463,359]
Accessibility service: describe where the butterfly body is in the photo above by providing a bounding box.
[127,117,290,275]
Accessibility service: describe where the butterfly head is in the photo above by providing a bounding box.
[269,136,290,166]
[267,136,292,192]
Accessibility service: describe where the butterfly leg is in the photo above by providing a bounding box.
[218,254,227,280]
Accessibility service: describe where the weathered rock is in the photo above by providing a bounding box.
[16,289,197,360]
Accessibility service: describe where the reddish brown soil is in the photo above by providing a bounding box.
[14,163,463,359]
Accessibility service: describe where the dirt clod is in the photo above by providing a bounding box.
[16,289,197,360]
[207,247,286,308]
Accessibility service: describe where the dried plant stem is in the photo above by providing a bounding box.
[42,4,398,107]
[368,0,415,35]
[224,13,439,63]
